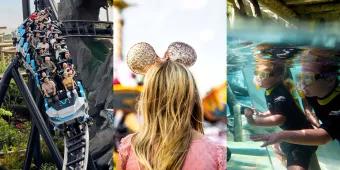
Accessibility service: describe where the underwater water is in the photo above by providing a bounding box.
[227,21,340,170]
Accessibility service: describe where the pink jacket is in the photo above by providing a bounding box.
[118,134,226,170]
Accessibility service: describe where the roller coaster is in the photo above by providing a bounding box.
[0,0,113,169]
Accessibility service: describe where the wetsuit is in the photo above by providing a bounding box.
[306,85,340,142]
[265,82,317,168]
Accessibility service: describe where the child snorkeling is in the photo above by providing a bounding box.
[244,44,318,170]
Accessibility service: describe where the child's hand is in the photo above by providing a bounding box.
[244,108,257,125]
[250,133,282,147]
[244,108,254,118]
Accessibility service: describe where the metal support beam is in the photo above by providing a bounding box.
[11,65,63,169]
[88,154,98,170]
[33,125,42,168]
[30,75,42,169]
[22,0,31,20]
[0,61,15,106]
[34,0,39,12]
[23,76,39,170]
[23,123,40,170]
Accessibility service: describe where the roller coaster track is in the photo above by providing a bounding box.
[38,0,113,38]
[0,1,113,169]
[63,122,90,170]
[60,20,113,39]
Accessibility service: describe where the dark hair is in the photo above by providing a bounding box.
[302,48,339,75]
[255,59,286,76]
[271,61,285,76]
[255,43,301,60]
[42,77,48,81]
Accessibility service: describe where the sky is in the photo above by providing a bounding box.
[119,0,227,95]
[0,0,24,31]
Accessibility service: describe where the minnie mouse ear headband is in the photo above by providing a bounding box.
[126,42,197,75]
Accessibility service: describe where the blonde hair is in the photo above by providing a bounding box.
[131,60,204,170]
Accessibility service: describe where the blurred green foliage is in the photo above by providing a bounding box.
[0,58,25,110]
[0,109,30,169]
[0,57,10,74]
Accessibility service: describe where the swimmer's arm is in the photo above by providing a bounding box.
[302,99,320,128]
[256,110,273,117]
[280,128,332,145]
[252,128,332,146]
[305,109,320,128]
[247,112,286,126]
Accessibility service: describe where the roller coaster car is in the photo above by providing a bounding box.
[45,81,88,127]
[16,15,90,130]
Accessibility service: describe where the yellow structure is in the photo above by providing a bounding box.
[202,82,227,122]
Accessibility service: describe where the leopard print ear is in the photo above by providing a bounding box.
[126,42,160,75]
[164,42,197,67]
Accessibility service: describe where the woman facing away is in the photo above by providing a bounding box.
[117,42,226,170]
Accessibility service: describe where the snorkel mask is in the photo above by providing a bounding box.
[295,73,315,98]
[253,70,275,89]
[254,46,300,60]
[296,72,337,97]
